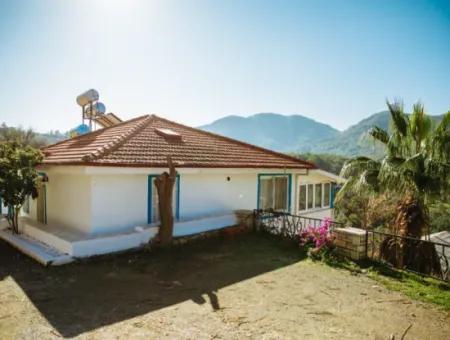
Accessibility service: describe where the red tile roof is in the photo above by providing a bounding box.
[42,115,315,169]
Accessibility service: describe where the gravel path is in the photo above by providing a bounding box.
[0,234,448,339]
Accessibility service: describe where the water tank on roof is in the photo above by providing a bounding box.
[84,102,106,118]
[76,89,99,106]
[69,124,91,138]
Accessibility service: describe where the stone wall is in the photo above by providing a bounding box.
[333,227,371,260]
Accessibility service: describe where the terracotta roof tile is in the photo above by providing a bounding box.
[42,114,315,169]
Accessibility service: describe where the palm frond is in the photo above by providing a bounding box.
[339,157,380,179]
[410,102,432,154]
[378,156,417,194]
[435,110,450,135]
[387,99,409,137]
[430,111,450,163]
[369,126,389,145]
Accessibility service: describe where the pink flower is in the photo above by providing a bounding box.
[298,218,334,251]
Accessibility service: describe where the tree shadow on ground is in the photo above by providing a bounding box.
[0,232,305,337]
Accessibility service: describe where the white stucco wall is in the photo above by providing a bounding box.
[179,172,257,220]
[27,166,340,237]
[91,174,148,234]
[45,173,92,233]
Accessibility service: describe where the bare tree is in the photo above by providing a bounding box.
[155,156,177,246]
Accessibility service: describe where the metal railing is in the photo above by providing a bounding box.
[254,210,450,281]
[253,209,344,240]
[367,230,450,281]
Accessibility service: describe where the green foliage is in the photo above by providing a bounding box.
[366,264,450,310]
[324,256,450,309]
[291,153,348,175]
[0,122,67,148]
[0,141,43,233]
[335,191,398,230]
[336,101,450,235]
[429,202,450,233]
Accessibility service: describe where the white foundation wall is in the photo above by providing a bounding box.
[45,173,92,233]
[91,174,148,234]
[301,208,334,220]
[179,173,257,220]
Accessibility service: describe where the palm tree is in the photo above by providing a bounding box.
[336,100,449,275]
[337,100,450,237]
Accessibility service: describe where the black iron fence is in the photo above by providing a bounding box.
[367,230,450,281]
[253,209,344,240]
[253,210,450,282]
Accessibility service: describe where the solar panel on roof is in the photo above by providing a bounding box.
[95,113,123,128]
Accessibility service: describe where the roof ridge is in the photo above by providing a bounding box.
[42,115,150,151]
[149,114,316,169]
[81,115,153,162]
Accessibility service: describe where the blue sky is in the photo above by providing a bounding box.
[0,0,449,132]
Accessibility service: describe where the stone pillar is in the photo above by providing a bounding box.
[333,227,371,260]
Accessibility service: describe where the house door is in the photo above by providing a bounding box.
[36,182,46,224]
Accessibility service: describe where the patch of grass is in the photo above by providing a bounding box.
[365,264,450,309]
[321,253,450,309]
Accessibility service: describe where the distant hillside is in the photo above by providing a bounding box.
[0,122,67,147]
[313,111,444,157]
[311,111,391,157]
[200,113,339,152]
[200,111,444,157]
[36,131,68,145]
[291,153,349,175]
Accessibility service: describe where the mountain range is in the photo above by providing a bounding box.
[18,111,444,158]
[200,111,444,157]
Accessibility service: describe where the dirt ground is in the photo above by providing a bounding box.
[0,233,449,340]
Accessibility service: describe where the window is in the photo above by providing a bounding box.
[258,175,289,212]
[148,175,179,224]
[307,184,314,209]
[323,183,331,207]
[315,184,322,208]
[298,182,332,212]
[298,185,307,211]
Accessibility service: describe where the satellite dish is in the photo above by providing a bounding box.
[84,102,106,118]
[76,89,99,106]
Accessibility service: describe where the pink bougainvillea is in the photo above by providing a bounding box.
[298,218,335,252]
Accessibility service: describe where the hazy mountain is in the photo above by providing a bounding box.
[310,111,391,157]
[200,111,444,157]
[200,113,339,152]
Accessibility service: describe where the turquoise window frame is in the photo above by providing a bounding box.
[147,174,180,224]
[330,182,337,208]
[257,173,292,213]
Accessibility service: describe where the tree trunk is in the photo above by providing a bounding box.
[381,193,440,275]
[12,207,20,234]
[155,157,177,246]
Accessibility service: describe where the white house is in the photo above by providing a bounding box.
[0,114,342,264]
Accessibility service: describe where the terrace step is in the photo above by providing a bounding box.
[0,229,74,266]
